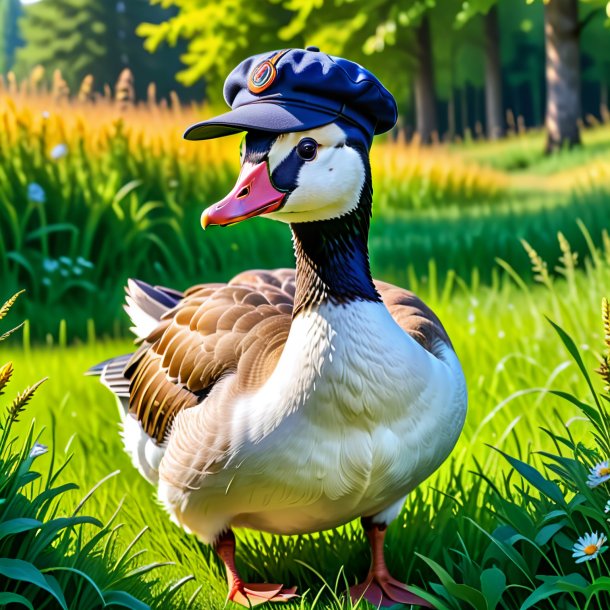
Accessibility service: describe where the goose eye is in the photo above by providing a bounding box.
[296,138,318,161]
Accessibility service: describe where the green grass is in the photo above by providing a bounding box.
[3,96,610,340]
[454,123,610,175]
[3,231,610,608]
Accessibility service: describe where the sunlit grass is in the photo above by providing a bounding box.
[3,89,610,340]
[2,230,609,608]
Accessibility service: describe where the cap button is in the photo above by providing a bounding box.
[306,46,320,52]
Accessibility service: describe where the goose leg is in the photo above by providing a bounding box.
[214,529,298,607]
[349,518,433,608]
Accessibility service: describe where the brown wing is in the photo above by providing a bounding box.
[126,269,295,442]
[374,280,453,353]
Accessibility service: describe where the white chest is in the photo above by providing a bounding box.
[212,301,467,532]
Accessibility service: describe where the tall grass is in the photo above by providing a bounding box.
[2,229,610,608]
[3,86,610,339]
[0,291,196,609]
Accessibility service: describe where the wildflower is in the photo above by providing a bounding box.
[50,143,68,160]
[29,443,48,459]
[76,257,94,269]
[605,499,610,514]
[27,182,46,205]
[587,460,610,488]
[43,258,59,273]
[572,532,607,563]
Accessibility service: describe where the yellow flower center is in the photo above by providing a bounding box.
[584,544,598,555]
[599,467,610,476]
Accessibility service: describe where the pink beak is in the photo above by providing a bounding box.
[201,162,286,228]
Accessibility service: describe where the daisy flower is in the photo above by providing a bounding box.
[572,532,607,563]
[587,460,610,488]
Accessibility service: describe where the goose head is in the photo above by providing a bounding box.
[201,120,371,228]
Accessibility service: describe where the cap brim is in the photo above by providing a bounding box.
[183,101,338,141]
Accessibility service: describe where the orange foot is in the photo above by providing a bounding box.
[349,574,432,608]
[228,581,298,607]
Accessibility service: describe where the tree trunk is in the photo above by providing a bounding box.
[447,88,456,141]
[544,0,581,153]
[414,14,437,144]
[484,5,504,139]
[601,75,609,122]
[460,86,468,136]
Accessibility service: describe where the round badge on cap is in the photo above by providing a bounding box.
[248,60,276,93]
[248,49,291,94]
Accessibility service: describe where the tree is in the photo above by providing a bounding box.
[15,0,185,99]
[138,0,299,98]
[543,0,582,152]
[483,5,505,138]
[0,0,22,74]
[456,0,505,139]
[414,13,438,142]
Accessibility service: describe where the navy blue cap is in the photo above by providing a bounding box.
[184,48,398,144]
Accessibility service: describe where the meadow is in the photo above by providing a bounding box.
[2,83,610,609]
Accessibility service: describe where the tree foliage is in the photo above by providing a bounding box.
[138,0,300,97]
[15,0,185,98]
[0,0,22,74]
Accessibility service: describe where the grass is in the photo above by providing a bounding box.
[0,292,197,609]
[3,86,610,340]
[2,230,610,608]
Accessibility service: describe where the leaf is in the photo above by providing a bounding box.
[585,577,610,594]
[0,558,68,610]
[468,520,533,582]
[41,566,105,605]
[417,554,488,610]
[0,518,42,539]
[32,515,103,551]
[547,318,601,409]
[103,590,151,610]
[548,390,602,426]
[25,223,79,242]
[495,448,565,505]
[480,567,506,610]
[0,592,35,609]
[520,573,588,610]
[534,520,567,546]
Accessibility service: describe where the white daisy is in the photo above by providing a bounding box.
[572,532,607,563]
[587,460,610,488]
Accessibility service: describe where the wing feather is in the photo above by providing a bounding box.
[125,269,297,442]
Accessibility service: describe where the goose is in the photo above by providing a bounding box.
[91,48,467,608]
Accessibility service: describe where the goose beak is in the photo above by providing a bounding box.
[201,162,286,229]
